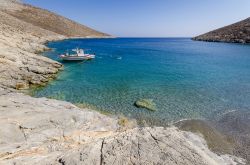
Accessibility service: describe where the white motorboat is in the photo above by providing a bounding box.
[60,48,95,61]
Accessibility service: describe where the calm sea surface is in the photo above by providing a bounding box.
[32,38,250,125]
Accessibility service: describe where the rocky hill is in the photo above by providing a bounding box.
[0,1,247,164]
[193,17,250,43]
[1,0,108,38]
[0,0,109,89]
[3,3,108,38]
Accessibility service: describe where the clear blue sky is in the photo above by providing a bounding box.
[24,0,250,37]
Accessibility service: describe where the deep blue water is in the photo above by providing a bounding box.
[33,38,250,125]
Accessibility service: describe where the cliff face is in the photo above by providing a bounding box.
[193,18,250,43]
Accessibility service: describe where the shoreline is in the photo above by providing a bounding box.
[1,37,246,164]
[0,1,248,164]
[0,90,245,164]
[29,38,250,163]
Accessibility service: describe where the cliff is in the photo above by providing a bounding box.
[193,17,250,43]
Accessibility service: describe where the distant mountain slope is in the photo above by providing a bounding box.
[193,18,250,43]
[3,2,109,38]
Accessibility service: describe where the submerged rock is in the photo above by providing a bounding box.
[134,99,157,111]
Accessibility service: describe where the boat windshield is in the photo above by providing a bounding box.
[72,48,85,55]
[79,49,84,54]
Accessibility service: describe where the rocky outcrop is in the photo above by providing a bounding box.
[0,10,64,89]
[0,89,244,164]
[0,1,246,164]
[47,127,243,165]
[193,17,250,43]
[0,87,118,164]
[0,0,109,89]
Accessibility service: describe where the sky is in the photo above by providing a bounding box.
[24,0,250,37]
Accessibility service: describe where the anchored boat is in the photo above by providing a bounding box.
[60,48,95,61]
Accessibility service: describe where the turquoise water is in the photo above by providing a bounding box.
[33,38,250,125]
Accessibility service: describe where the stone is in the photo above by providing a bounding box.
[134,99,157,111]
[15,82,28,90]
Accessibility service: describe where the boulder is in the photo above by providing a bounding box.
[134,99,157,111]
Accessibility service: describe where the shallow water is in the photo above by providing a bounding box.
[32,38,250,126]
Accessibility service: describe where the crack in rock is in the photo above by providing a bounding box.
[19,125,27,141]
[100,138,105,165]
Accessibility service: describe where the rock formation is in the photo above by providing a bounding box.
[193,17,250,43]
[134,99,157,111]
[0,88,244,164]
[0,0,246,164]
[0,0,108,89]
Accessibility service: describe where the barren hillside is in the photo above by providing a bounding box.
[3,3,108,38]
[0,0,109,89]
[193,18,250,43]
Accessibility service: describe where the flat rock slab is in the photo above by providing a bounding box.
[0,91,119,162]
[0,91,244,164]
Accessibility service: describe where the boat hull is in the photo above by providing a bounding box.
[60,54,95,61]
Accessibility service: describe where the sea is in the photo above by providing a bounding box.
[32,38,250,126]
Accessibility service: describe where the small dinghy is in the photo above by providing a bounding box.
[60,48,95,61]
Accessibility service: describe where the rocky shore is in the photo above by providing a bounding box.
[193,17,250,43]
[0,0,109,89]
[0,0,247,164]
[0,88,244,164]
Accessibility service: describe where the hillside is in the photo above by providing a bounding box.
[193,18,250,43]
[3,3,108,38]
[0,1,246,164]
[0,0,109,89]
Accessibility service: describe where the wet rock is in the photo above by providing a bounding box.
[175,119,235,155]
[176,113,250,164]
[134,99,157,111]
[214,110,250,164]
